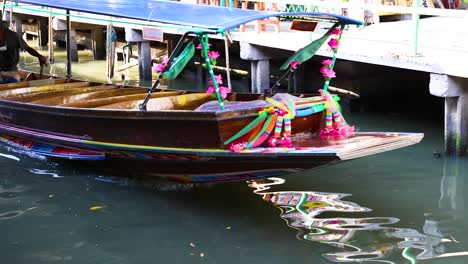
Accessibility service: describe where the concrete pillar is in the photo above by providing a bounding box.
[250,60,270,94]
[240,42,272,93]
[92,27,106,60]
[125,28,152,87]
[430,74,468,156]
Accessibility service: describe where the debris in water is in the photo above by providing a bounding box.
[89,206,105,211]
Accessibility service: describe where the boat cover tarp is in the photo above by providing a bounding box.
[14,0,362,31]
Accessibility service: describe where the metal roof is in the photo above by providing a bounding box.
[15,0,363,31]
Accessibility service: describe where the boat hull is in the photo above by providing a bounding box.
[0,122,338,182]
[0,121,423,183]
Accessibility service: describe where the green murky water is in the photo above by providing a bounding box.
[1,50,467,264]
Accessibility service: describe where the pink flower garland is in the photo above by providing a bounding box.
[205,74,231,99]
[320,67,336,79]
[208,51,220,66]
[320,124,355,140]
[318,27,356,140]
[152,56,169,73]
[332,28,342,35]
[196,43,212,50]
[290,61,301,69]
[319,27,343,81]
[328,38,339,50]
[208,51,220,59]
[327,26,342,52]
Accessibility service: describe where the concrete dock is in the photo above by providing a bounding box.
[235,16,468,78]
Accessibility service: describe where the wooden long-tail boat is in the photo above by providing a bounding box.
[0,1,423,183]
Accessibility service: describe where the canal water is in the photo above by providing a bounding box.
[1,50,468,264]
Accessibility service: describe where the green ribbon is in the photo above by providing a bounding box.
[246,112,275,149]
[223,111,268,145]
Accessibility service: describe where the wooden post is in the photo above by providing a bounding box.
[48,11,54,64]
[224,36,232,91]
[66,10,72,79]
[138,41,152,87]
[92,27,105,60]
[166,39,175,57]
[106,23,116,82]
[124,27,153,86]
[37,17,48,47]
[67,29,78,62]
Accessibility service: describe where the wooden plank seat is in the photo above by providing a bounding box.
[97,92,214,111]
[34,87,148,106]
[26,86,119,104]
[63,91,181,109]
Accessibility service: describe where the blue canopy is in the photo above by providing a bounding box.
[15,0,362,32]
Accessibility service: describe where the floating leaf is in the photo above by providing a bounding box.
[226,226,231,230]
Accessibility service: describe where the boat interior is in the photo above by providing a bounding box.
[0,73,325,112]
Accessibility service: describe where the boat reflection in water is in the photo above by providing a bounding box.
[247,170,468,263]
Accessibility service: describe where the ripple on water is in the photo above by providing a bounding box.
[29,169,64,178]
[0,153,20,161]
[0,210,25,220]
[0,185,25,200]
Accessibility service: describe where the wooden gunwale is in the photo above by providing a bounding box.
[0,99,220,120]
[0,78,67,91]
